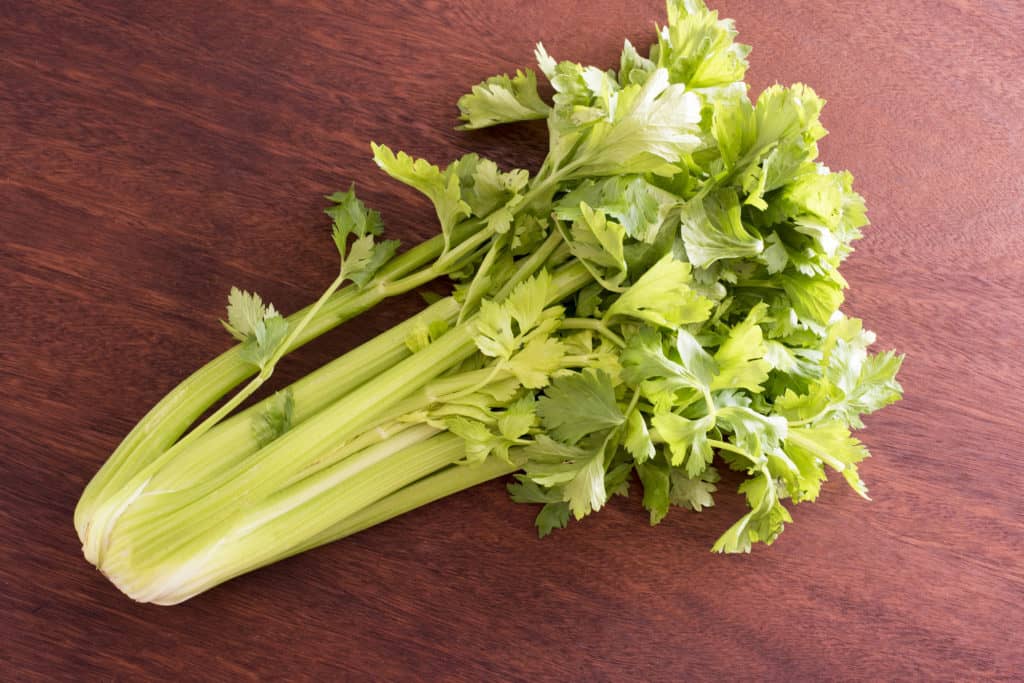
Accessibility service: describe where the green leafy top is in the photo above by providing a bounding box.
[457,69,551,130]
[422,0,903,553]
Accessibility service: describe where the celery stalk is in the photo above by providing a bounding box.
[102,429,463,604]
[298,458,518,552]
[143,296,462,493]
[88,263,590,598]
[75,235,446,541]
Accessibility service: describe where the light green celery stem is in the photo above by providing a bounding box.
[82,155,569,528]
[560,318,627,347]
[194,457,517,587]
[162,264,353,463]
[327,366,511,442]
[84,214,498,528]
[75,234,445,539]
[292,458,518,557]
[493,230,563,301]
[143,296,463,493]
[188,262,593,540]
[195,258,587,507]
[88,323,475,569]
[98,323,481,568]
[277,366,506,490]
[277,420,423,489]
[105,428,463,604]
[78,295,460,567]
[98,262,593,574]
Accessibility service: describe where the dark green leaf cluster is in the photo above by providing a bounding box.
[432,0,902,552]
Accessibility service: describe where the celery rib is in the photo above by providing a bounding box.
[297,458,519,554]
[105,431,466,605]
[75,234,446,541]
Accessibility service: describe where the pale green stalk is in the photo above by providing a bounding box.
[144,296,462,493]
[103,430,465,604]
[88,320,479,566]
[74,235,446,540]
[78,222,506,552]
[93,263,592,599]
[294,458,519,554]
[79,295,462,564]
[276,366,509,490]
[77,164,568,541]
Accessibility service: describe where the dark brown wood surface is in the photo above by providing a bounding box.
[2,1,1022,679]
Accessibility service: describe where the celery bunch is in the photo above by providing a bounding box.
[76,0,902,605]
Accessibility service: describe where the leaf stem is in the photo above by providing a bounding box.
[707,438,757,462]
[494,230,564,301]
[173,267,351,456]
[294,458,518,554]
[102,429,465,604]
[786,407,831,427]
[738,279,783,290]
[702,387,717,418]
[560,318,626,347]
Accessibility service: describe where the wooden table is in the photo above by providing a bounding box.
[3,1,1022,679]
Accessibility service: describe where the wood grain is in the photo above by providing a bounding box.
[2,1,1022,679]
